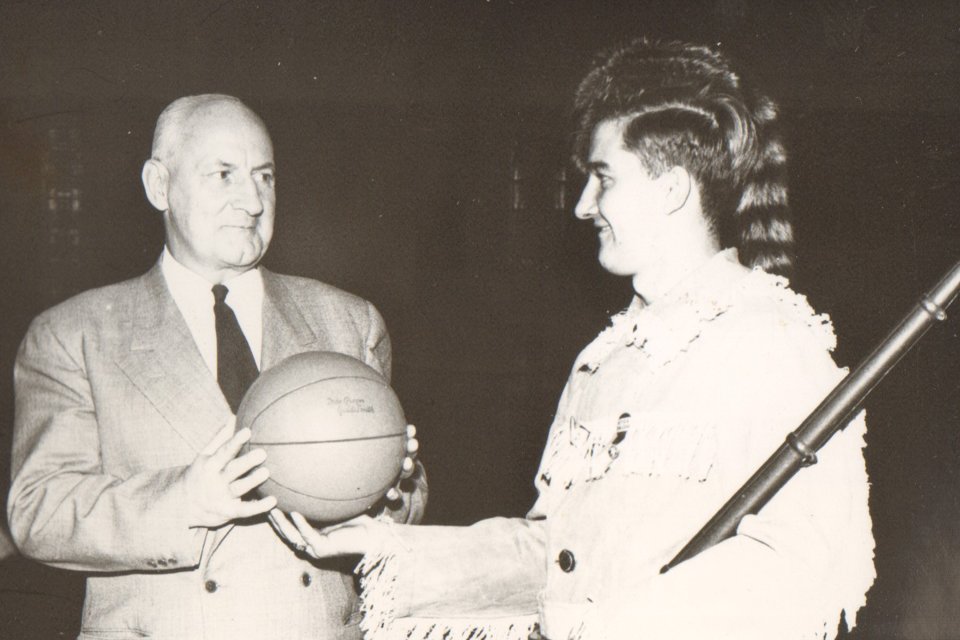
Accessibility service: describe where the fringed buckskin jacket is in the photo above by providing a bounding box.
[355,249,875,640]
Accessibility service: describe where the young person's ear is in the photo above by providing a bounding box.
[660,166,692,215]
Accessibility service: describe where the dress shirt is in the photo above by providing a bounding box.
[160,247,264,374]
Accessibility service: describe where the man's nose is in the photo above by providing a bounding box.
[233,174,264,216]
[574,180,598,220]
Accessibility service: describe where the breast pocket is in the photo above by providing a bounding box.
[604,409,718,483]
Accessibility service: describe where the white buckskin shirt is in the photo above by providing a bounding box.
[355,249,875,640]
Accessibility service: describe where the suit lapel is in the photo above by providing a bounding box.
[260,269,328,369]
[116,264,232,453]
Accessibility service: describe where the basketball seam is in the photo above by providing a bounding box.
[244,374,394,429]
[252,433,406,446]
[267,477,392,502]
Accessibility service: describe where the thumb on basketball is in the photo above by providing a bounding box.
[268,508,308,552]
[290,512,378,557]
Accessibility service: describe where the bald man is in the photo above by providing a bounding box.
[7,95,426,639]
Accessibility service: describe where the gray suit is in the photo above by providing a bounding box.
[8,262,425,639]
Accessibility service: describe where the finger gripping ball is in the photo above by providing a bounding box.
[236,351,407,523]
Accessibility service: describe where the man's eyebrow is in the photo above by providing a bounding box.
[204,159,236,170]
[585,161,609,173]
[204,160,275,172]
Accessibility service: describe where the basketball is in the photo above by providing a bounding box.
[235,351,407,523]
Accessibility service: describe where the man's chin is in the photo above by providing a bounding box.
[219,248,267,272]
[225,237,269,259]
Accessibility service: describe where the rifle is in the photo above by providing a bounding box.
[662,259,960,574]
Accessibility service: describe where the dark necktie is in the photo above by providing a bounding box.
[212,284,259,413]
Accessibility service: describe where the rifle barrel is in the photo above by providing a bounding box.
[662,259,960,574]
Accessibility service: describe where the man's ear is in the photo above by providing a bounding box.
[141,159,170,211]
[659,166,692,215]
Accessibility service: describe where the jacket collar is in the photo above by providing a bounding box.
[260,268,320,370]
[120,263,231,452]
[118,262,323,452]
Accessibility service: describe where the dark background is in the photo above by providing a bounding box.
[0,1,957,638]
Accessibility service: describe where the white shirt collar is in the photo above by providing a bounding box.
[160,247,265,373]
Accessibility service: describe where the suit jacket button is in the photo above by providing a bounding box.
[301,572,312,587]
[205,580,218,593]
[558,549,576,573]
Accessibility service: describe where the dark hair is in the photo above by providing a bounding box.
[573,38,793,276]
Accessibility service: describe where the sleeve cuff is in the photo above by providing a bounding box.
[355,523,537,640]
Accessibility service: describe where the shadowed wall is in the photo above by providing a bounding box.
[1,2,957,637]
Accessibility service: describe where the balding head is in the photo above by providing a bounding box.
[150,94,271,166]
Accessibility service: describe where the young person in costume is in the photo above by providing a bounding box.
[280,39,875,640]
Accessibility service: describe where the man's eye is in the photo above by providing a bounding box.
[256,173,276,186]
[214,170,231,180]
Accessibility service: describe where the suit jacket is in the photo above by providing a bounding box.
[7,263,426,639]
